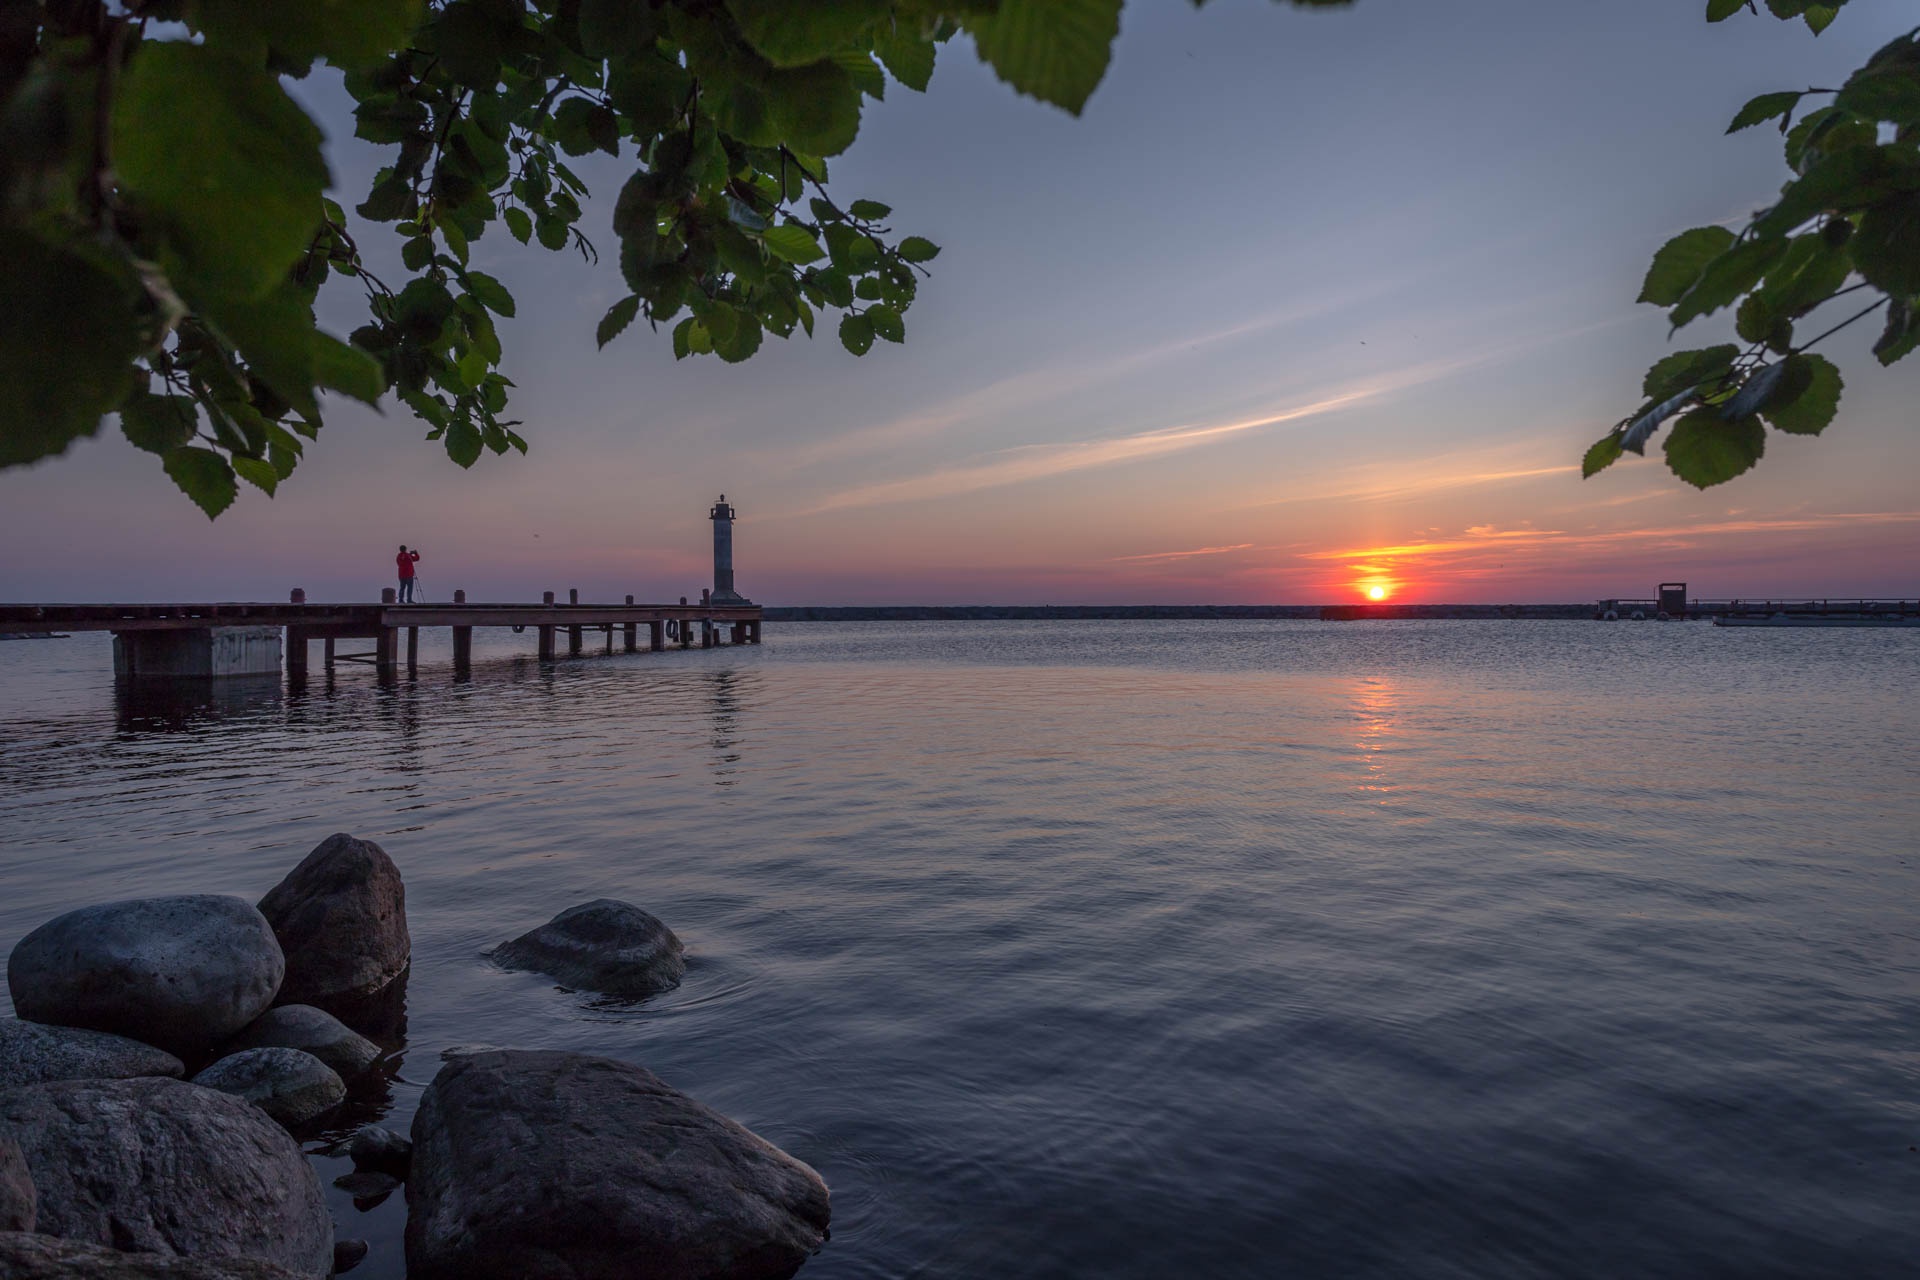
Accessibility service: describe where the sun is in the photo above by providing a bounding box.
[1366,585,1390,601]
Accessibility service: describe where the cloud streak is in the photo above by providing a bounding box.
[1110,543,1257,563]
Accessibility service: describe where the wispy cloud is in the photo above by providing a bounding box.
[1110,543,1256,563]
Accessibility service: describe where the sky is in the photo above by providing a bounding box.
[3,0,1916,606]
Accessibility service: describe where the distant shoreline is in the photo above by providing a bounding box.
[762,605,1596,622]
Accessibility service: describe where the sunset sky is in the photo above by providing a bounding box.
[2,0,1916,605]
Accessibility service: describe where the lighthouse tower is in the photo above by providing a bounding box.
[709,495,748,604]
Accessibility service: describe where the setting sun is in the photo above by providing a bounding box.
[1366,585,1390,601]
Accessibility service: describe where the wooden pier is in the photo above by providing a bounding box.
[0,591,762,681]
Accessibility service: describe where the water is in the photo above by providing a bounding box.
[1,621,1916,1278]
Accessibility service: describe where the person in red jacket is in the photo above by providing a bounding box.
[396,545,420,602]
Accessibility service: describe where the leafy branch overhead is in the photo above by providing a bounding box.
[1587,0,1920,489]
[0,0,1351,517]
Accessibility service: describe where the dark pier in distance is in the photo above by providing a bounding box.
[0,592,763,682]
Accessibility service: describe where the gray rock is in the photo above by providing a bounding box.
[348,1124,412,1178]
[0,1016,185,1087]
[0,1232,306,1277]
[6,895,285,1056]
[332,1239,369,1274]
[0,1077,332,1277]
[193,1047,345,1129]
[0,1133,32,1231]
[488,899,686,998]
[223,1005,378,1078]
[332,1169,400,1208]
[406,1049,830,1280]
[257,833,409,1016]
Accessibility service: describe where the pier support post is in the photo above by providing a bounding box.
[568,625,582,656]
[679,620,692,649]
[750,620,762,644]
[452,626,472,672]
[538,625,555,661]
[625,597,637,652]
[375,628,397,678]
[702,621,715,649]
[406,626,419,675]
[650,621,665,651]
[324,638,335,669]
[604,625,614,655]
[285,627,308,680]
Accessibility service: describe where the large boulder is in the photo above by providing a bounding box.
[0,1017,184,1087]
[222,1005,378,1078]
[0,1232,304,1278]
[0,1133,32,1231]
[406,1050,829,1280]
[0,1077,332,1278]
[193,1048,345,1129]
[6,896,284,1056]
[257,834,409,1016]
[488,899,686,997]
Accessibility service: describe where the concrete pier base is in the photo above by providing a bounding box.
[452,626,472,671]
[113,626,282,680]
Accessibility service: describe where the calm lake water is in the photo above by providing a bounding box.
[1,620,1916,1278]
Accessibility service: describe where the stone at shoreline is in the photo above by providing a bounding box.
[258,833,410,1017]
[0,1233,306,1278]
[0,1077,332,1277]
[332,1239,370,1274]
[193,1047,345,1129]
[348,1124,412,1178]
[0,1133,32,1231]
[488,899,686,998]
[406,1049,830,1280]
[0,1016,185,1088]
[6,895,284,1056]
[332,1169,400,1209]
[223,1005,378,1078]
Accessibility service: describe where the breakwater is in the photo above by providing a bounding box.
[763,604,1595,621]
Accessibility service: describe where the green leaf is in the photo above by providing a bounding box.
[313,334,386,404]
[1760,352,1842,434]
[163,445,240,518]
[762,224,825,263]
[463,271,517,317]
[1669,237,1788,328]
[0,234,144,467]
[968,0,1123,116]
[1754,144,1893,237]
[1852,192,1920,295]
[120,393,199,456]
[231,454,279,496]
[186,0,424,70]
[839,311,874,355]
[1638,226,1736,306]
[113,43,329,298]
[712,309,764,363]
[446,418,484,467]
[723,0,888,67]
[768,60,864,156]
[1664,409,1765,488]
[1873,296,1920,365]
[866,304,905,343]
[1582,432,1624,478]
[434,0,513,89]
[1836,37,1920,124]
[848,198,892,220]
[198,281,325,420]
[898,235,941,263]
[1642,344,1739,400]
[1728,90,1804,133]
[598,295,641,348]
[875,30,937,92]
[503,207,533,244]
[1707,0,1747,19]
[578,0,659,59]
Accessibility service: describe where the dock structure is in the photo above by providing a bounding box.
[0,595,762,681]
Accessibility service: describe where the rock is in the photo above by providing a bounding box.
[488,899,686,998]
[332,1239,369,1274]
[6,895,285,1056]
[0,1232,306,1277]
[348,1124,412,1178]
[332,1169,400,1208]
[0,1017,185,1087]
[0,1133,32,1231]
[223,1005,378,1078]
[406,1050,830,1280]
[0,1077,332,1277]
[257,833,410,1016]
[193,1048,345,1129]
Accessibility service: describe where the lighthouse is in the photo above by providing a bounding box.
[709,494,748,604]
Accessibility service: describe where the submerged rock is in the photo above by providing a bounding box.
[348,1124,413,1178]
[0,1134,32,1232]
[258,833,410,1016]
[488,899,686,997]
[193,1047,345,1129]
[0,1077,332,1277]
[332,1239,370,1274]
[6,895,284,1056]
[0,1016,184,1087]
[406,1049,829,1280]
[223,1004,378,1078]
[0,1233,306,1277]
